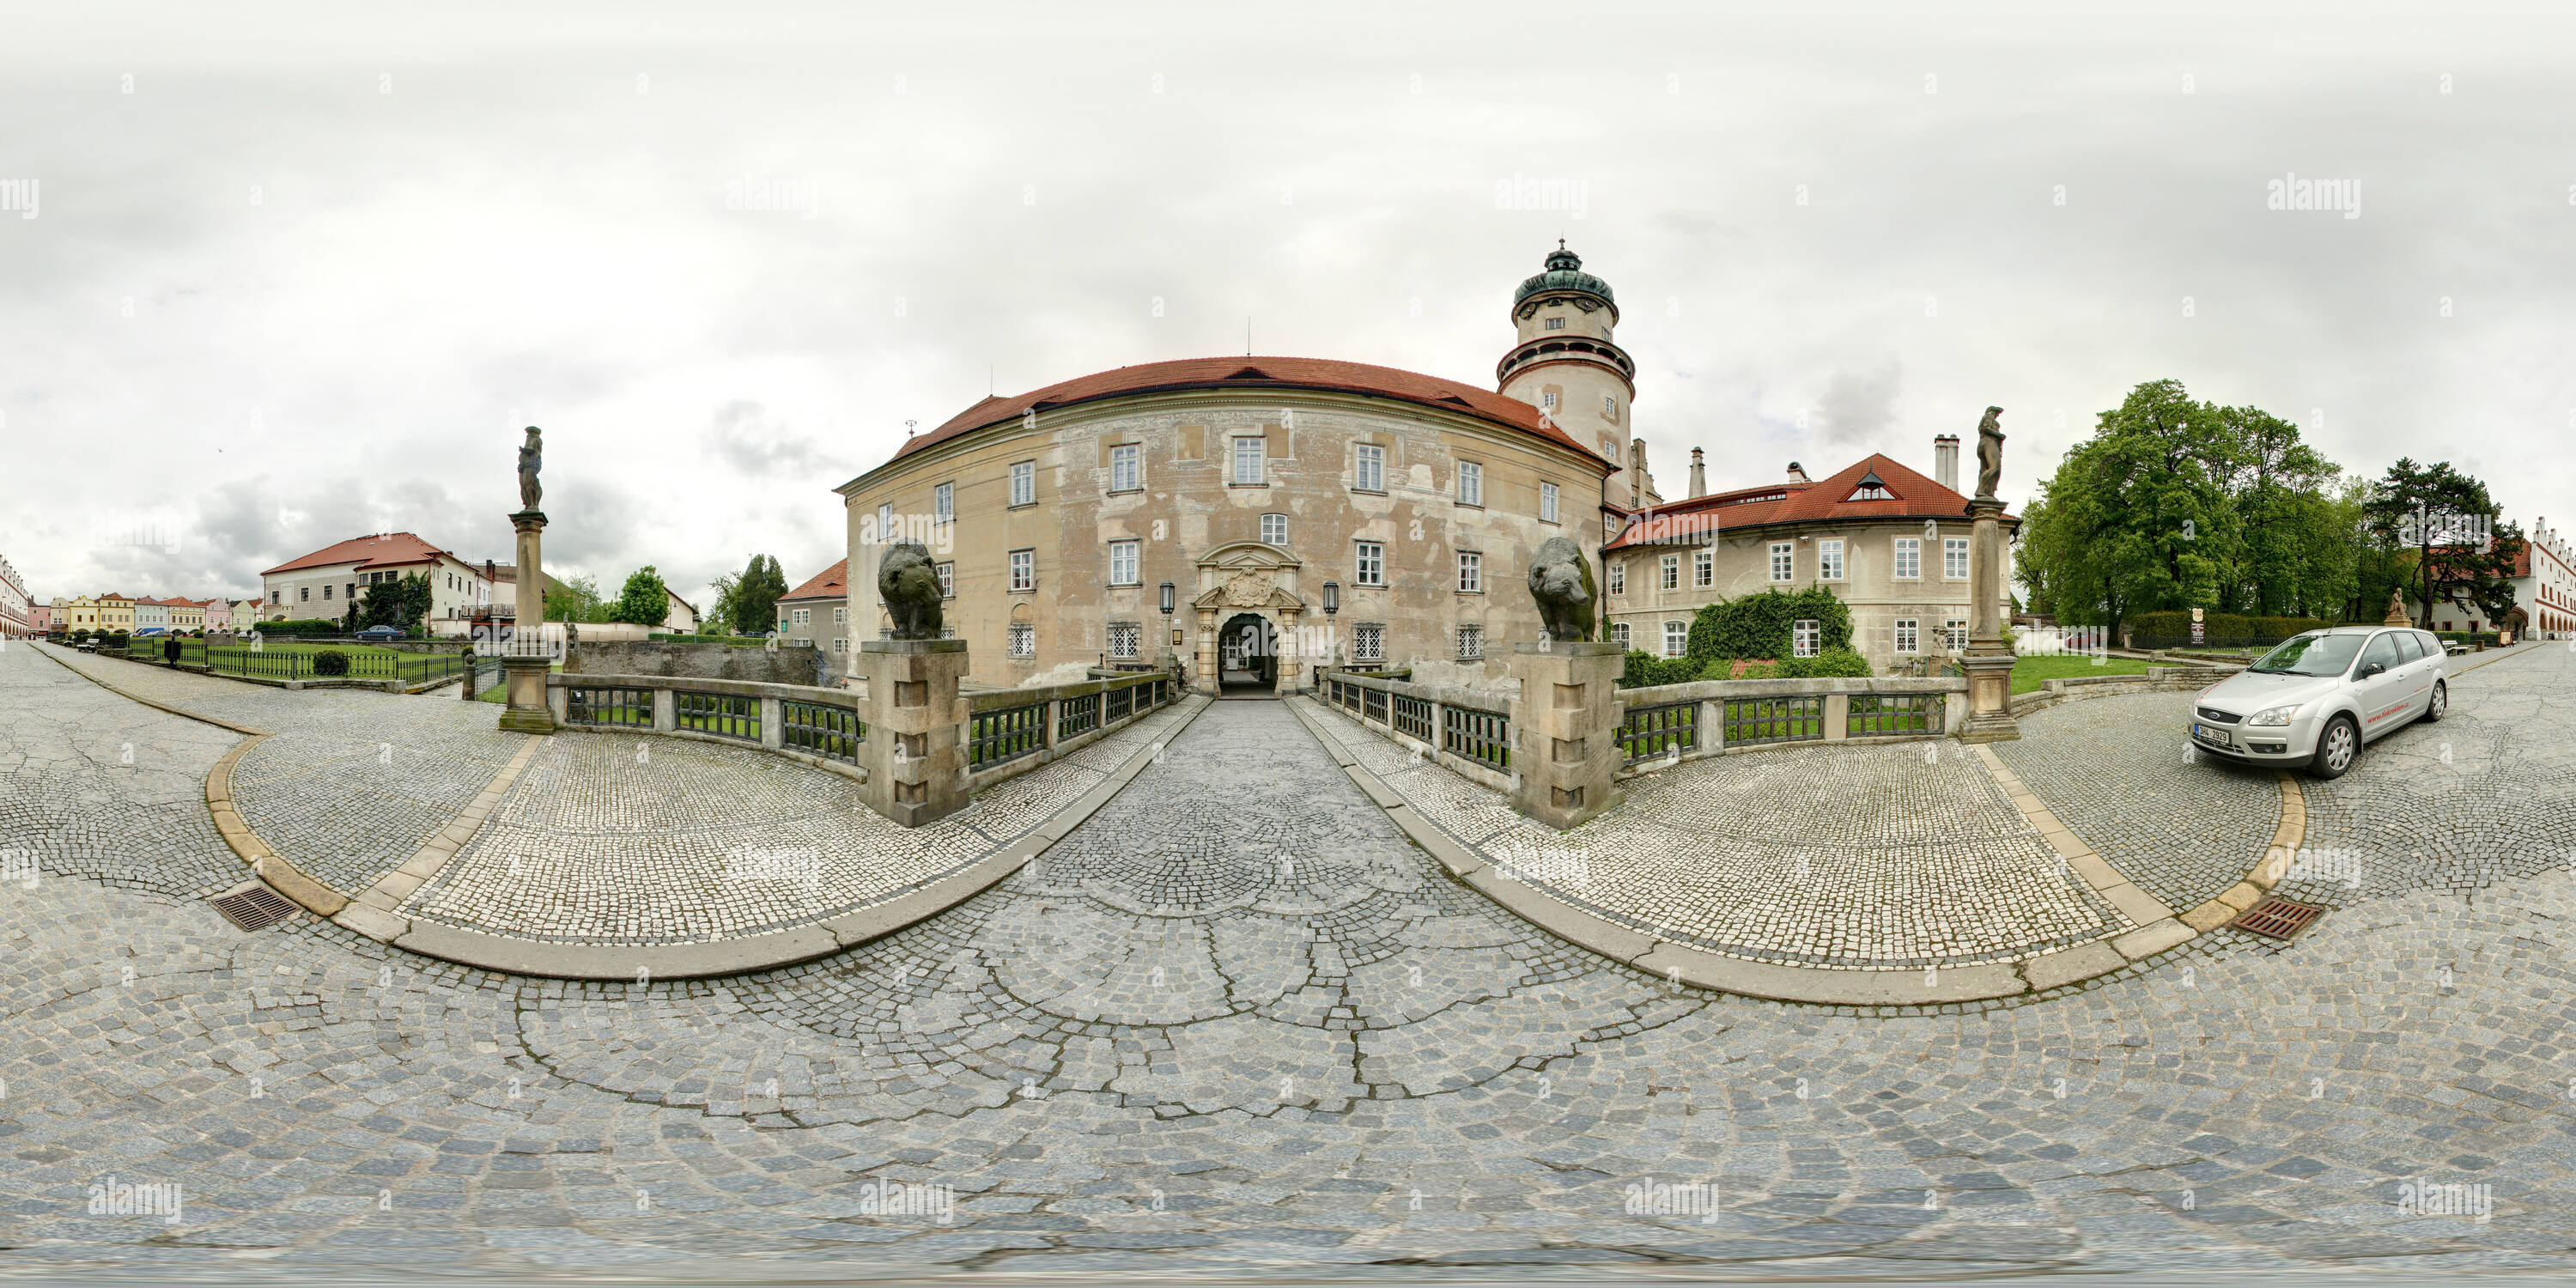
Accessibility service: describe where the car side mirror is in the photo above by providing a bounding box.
[2356,662,2385,679]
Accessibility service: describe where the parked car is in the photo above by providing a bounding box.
[354,625,408,641]
[2186,625,2448,779]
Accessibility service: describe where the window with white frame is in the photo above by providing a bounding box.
[1456,624,1484,659]
[1543,316,1565,331]
[1663,620,1687,657]
[1010,460,1035,507]
[936,562,956,598]
[1610,622,1631,650]
[1456,461,1483,506]
[1260,513,1288,545]
[792,607,810,625]
[1895,618,1918,653]
[1355,542,1384,586]
[1794,618,1820,657]
[1819,539,1844,580]
[833,606,847,623]
[1770,542,1795,581]
[1661,554,1679,590]
[1232,435,1265,484]
[1540,482,1559,523]
[1008,623,1035,658]
[1354,443,1383,491]
[1945,617,1968,650]
[1602,395,1616,419]
[1110,443,1140,492]
[934,482,953,522]
[876,501,895,542]
[1693,549,1714,588]
[1353,623,1384,662]
[1108,540,1139,586]
[1542,391,1560,410]
[1009,549,1034,592]
[1108,622,1140,659]
[834,637,848,653]
[1944,537,1969,580]
[1457,550,1481,592]
[1893,537,1921,580]
[1607,561,1625,595]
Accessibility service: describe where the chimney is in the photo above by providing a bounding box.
[1785,461,1810,485]
[1688,447,1706,499]
[1934,434,1959,492]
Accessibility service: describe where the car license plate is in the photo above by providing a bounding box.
[2192,724,2231,748]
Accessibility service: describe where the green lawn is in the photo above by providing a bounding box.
[2011,653,2157,695]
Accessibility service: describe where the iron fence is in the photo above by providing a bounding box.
[1442,705,1510,772]
[1617,701,1698,764]
[1105,683,1133,724]
[970,701,1046,768]
[674,690,760,741]
[1723,696,1824,745]
[1057,692,1099,741]
[1847,693,1942,737]
[781,700,863,762]
[1390,693,1433,742]
[1363,687,1388,724]
[566,685,653,727]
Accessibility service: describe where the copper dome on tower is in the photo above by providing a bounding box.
[1513,240,1616,307]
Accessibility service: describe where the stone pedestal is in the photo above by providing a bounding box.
[1505,641,1625,829]
[1956,496,2020,744]
[857,639,970,827]
[497,509,556,733]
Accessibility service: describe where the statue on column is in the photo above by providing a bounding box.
[1973,406,2005,501]
[517,426,544,512]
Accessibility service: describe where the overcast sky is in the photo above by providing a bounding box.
[5,1,2573,609]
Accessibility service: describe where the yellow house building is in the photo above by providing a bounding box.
[95,593,135,632]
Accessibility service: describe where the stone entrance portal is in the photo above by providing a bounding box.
[1190,541,1308,697]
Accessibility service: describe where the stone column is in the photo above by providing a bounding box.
[857,639,971,826]
[1956,497,2020,743]
[1273,608,1301,697]
[1505,641,1625,829]
[1194,607,1218,696]
[497,509,556,733]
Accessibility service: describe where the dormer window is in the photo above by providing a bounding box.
[1847,470,1893,502]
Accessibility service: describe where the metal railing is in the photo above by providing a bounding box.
[1724,696,1824,745]
[781,700,864,763]
[1105,682,1133,724]
[1390,693,1433,742]
[674,690,760,742]
[566,685,653,727]
[1057,692,1100,741]
[1442,704,1511,772]
[1847,693,1943,737]
[969,701,1047,769]
[1616,701,1698,764]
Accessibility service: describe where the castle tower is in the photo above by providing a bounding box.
[1497,242,1655,509]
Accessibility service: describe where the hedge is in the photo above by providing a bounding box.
[255,618,348,638]
[1686,586,1853,662]
[310,649,350,677]
[2125,611,2339,640]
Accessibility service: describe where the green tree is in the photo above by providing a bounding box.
[544,574,605,623]
[611,566,671,626]
[355,573,433,635]
[719,555,790,636]
[2365,459,2523,627]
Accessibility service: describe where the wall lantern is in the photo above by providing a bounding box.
[1321,580,1340,616]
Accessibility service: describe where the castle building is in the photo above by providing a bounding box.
[834,246,2004,691]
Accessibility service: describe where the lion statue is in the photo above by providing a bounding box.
[878,540,945,641]
[1526,536,1597,643]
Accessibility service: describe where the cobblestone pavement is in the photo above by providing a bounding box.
[4,642,2576,1281]
[404,703,1194,945]
[1994,690,2283,913]
[1307,703,2136,970]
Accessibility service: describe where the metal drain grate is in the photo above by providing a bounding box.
[2233,896,2325,941]
[210,884,301,931]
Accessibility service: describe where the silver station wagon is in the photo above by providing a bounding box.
[2186,625,2449,779]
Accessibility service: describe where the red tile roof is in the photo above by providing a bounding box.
[871,356,1608,477]
[781,558,848,602]
[1607,453,2013,550]
[261,532,456,577]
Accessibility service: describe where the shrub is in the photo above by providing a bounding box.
[1685,586,1853,663]
[258,617,346,638]
[311,649,350,677]
[1780,646,1872,679]
[1619,650,1698,690]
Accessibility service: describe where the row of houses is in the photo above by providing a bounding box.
[46,593,258,635]
[253,532,698,635]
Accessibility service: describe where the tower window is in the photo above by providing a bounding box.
[1543,317,1566,331]
[1540,391,1558,410]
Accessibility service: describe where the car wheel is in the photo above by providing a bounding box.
[2311,714,2360,780]
[2423,680,2446,723]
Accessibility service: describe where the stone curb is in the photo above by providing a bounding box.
[335,733,548,939]
[1285,691,2317,1006]
[30,643,270,736]
[356,694,1213,981]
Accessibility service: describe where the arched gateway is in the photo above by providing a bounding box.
[1191,540,1308,697]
